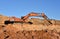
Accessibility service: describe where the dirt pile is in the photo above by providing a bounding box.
[0,25,60,39]
[0,15,60,39]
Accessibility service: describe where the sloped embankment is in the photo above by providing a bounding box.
[0,24,60,39]
[0,15,60,39]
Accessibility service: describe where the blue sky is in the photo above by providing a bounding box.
[0,0,60,20]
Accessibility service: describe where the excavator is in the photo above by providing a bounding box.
[4,12,52,25]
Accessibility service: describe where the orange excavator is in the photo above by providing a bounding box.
[4,12,52,25]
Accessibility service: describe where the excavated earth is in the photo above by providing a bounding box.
[0,15,60,39]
